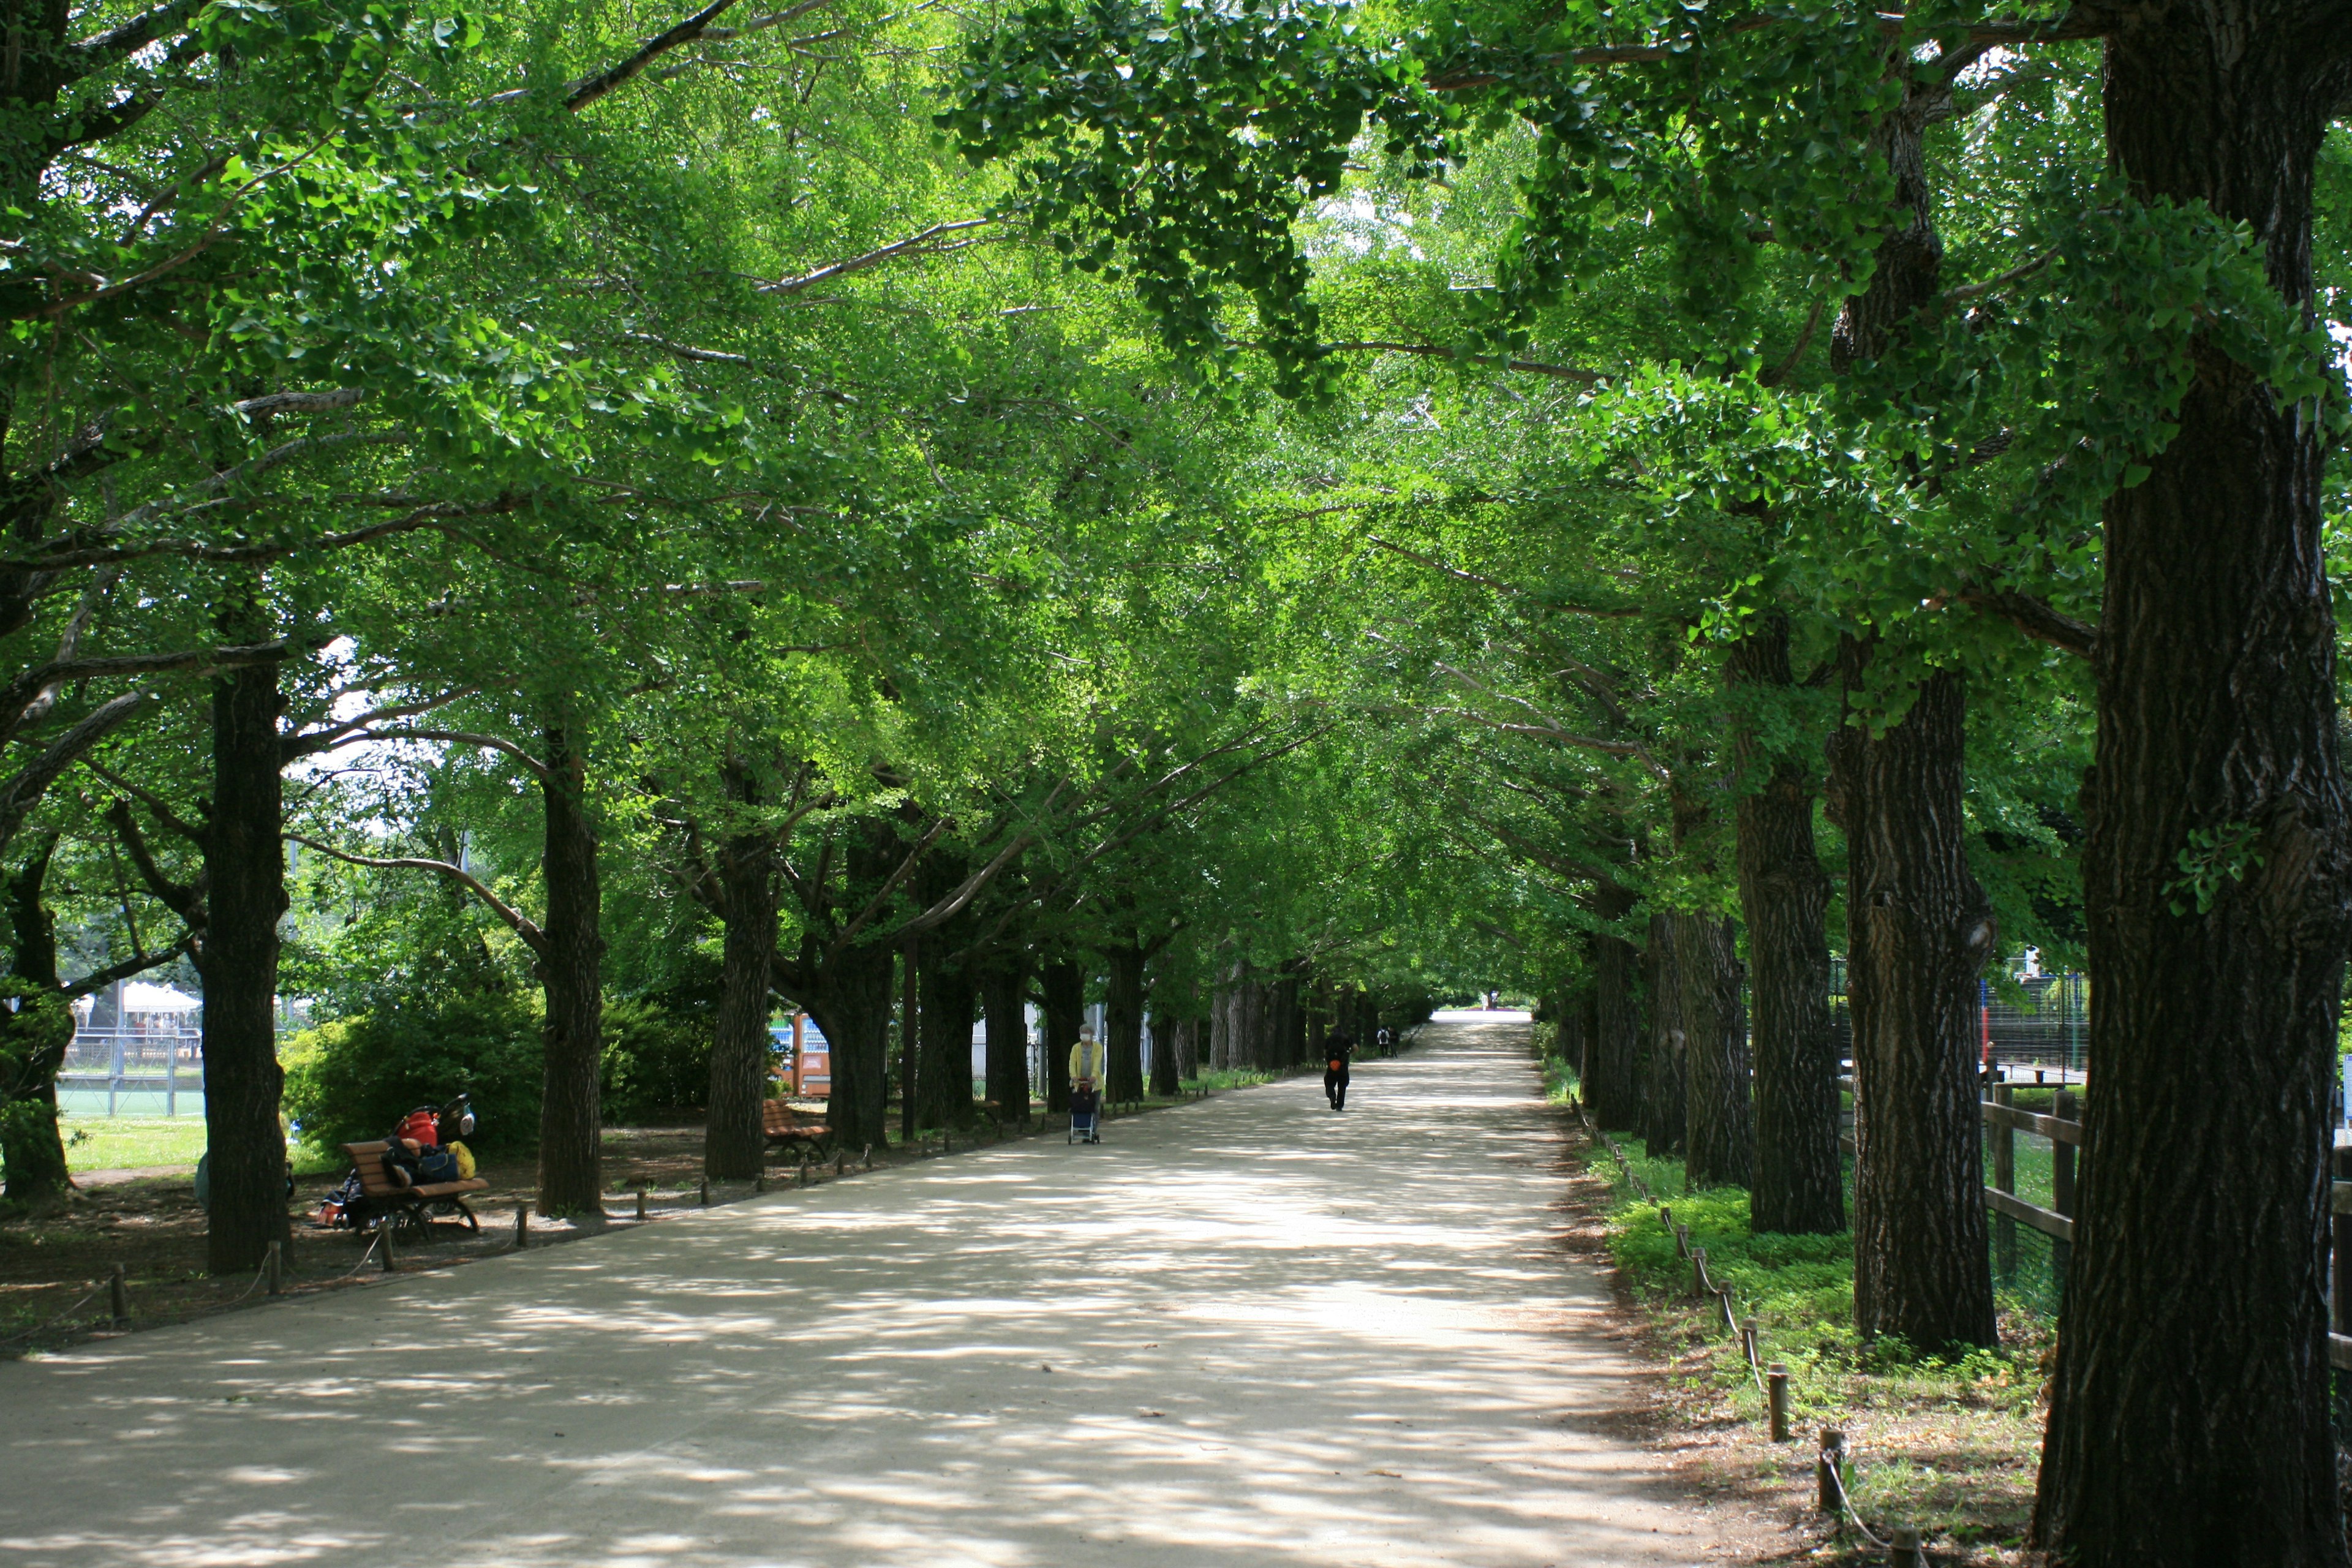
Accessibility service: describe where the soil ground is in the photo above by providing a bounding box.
[0,1018,1745,1567]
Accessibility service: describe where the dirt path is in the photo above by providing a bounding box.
[0,1019,1715,1567]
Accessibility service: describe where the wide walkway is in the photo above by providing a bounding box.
[1,1018,1709,1567]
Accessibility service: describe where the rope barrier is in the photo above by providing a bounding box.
[0,1283,104,1349]
[1570,1088,1919,1558]
[1819,1434,1902,1556]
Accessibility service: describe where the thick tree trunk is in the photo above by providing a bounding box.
[796,939,895,1155]
[1272,972,1302,1070]
[1733,619,1842,1235]
[1148,985,1183,1097]
[1104,944,1147,1104]
[1589,933,1643,1129]
[1041,957,1081,1112]
[916,957,976,1129]
[1831,660,1994,1349]
[1678,912,1754,1189]
[199,658,292,1273]
[2034,20,2352,1562]
[704,788,778,1183]
[1640,914,1685,1155]
[982,961,1030,1120]
[0,837,72,1202]
[535,722,606,1218]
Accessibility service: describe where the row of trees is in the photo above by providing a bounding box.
[944,0,2352,1560]
[0,0,1469,1265]
[0,0,2344,1555]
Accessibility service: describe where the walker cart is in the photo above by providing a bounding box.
[1069,1082,1102,1144]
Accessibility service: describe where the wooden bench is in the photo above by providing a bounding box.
[345,1140,489,1237]
[761,1101,833,1154]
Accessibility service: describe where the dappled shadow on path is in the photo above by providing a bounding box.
[1,1022,1706,1567]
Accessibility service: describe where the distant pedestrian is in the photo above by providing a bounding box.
[1375,1025,1395,1058]
[1323,1029,1355,1111]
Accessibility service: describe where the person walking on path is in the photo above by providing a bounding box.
[1068,1025,1107,1142]
[1323,1028,1355,1111]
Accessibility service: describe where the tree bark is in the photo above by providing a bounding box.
[1147,981,1183,1097]
[1678,911,1754,1189]
[0,836,72,1202]
[703,767,778,1183]
[1831,658,1994,1350]
[1588,932,1643,1130]
[1041,957,1081,1112]
[2033,17,2352,1562]
[916,955,976,1129]
[198,657,292,1272]
[1640,914,1685,1155]
[1104,943,1147,1103]
[982,960,1030,1120]
[534,720,606,1218]
[795,937,895,1155]
[1733,618,1842,1235]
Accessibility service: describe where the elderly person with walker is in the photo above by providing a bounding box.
[1068,1024,1107,1144]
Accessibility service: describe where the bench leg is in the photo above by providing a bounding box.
[454,1197,480,1235]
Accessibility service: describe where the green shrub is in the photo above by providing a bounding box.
[599,995,714,1121]
[283,990,543,1154]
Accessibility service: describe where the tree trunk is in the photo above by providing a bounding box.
[1148,985,1183,1097]
[704,777,778,1183]
[1679,911,1754,1189]
[535,720,606,1218]
[1733,618,1842,1235]
[1104,944,1147,1104]
[797,938,895,1155]
[982,960,1030,1120]
[198,658,291,1272]
[2034,20,2352,1562]
[0,837,72,1202]
[1831,658,1994,1349]
[1589,932,1642,1130]
[1041,957,1081,1112]
[1640,914,1686,1155]
[899,941,917,1141]
[916,956,976,1129]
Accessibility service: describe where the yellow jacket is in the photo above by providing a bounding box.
[1069,1039,1107,1084]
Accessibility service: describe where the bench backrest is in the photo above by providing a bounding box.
[345,1140,402,1199]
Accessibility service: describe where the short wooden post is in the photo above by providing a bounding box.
[1766,1363,1790,1442]
[834,1150,846,1177]
[108,1263,128,1326]
[636,1188,647,1219]
[1890,1525,1922,1566]
[383,1224,400,1269]
[861,1144,873,1170]
[2052,1088,2079,1289]
[699,1178,711,1205]
[1992,1082,2017,1283]
[513,1208,527,1250]
[265,1241,282,1297]
[1674,1223,1690,1259]
[1691,1246,1708,1297]
[944,1131,952,1155]
[1740,1316,1758,1367]
[1817,1429,1847,1515]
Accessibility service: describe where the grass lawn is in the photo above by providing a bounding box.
[61,1117,208,1174]
[62,1117,340,1177]
[1589,1132,2052,1564]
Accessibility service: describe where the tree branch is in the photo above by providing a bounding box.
[758,219,997,295]
[285,834,547,952]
